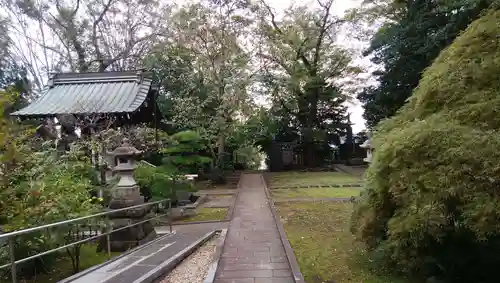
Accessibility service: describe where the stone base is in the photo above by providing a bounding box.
[98,194,157,253]
[97,221,157,253]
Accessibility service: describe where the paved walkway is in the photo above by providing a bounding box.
[214,173,294,283]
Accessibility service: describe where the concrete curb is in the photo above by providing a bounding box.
[203,228,228,283]
[274,197,355,203]
[171,173,242,225]
[172,219,230,226]
[224,173,243,221]
[270,183,364,189]
[333,164,367,178]
[58,231,177,283]
[261,174,306,283]
[184,194,207,209]
[134,229,218,283]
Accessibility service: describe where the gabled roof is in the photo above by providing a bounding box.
[11,70,154,117]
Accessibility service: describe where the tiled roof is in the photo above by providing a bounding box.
[11,71,153,117]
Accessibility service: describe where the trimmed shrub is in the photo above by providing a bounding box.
[352,7,500,283]
[134,164,196,202]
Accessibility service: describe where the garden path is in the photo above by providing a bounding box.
[214,173,294,283]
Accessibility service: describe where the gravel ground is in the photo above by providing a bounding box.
[160,234,219,283]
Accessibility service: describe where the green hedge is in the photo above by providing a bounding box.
[352,7,500,283]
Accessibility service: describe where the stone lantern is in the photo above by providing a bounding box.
[98,138,157,252]
[360,132,373,163]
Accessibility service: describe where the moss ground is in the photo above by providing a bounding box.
[271,187,361,199]
[269,171,362,188]
[276,202,412,283]
[176,207,228,223]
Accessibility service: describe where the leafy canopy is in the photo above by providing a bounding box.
[357,0,494,128]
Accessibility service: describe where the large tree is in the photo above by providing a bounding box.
[147,0,255,171]
[0,0,171,91]
[255,0,361,166]
[0,16,31,112]
[357,0,493,128]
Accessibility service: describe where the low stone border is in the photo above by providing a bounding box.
[58,231,178,283]
[224,175,243,221]
[172,219,230,226]
[202,204,232,209]
[196,191,236,195]
[136,229,219,283]
[183,193,207,209]
[334,164,367,178]
[274,197,356,203]
[270,183,363,189]
[261,174,306,283]
[203,229,228,283]
[170,175,242,225]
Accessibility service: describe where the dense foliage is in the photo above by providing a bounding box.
[357,0,494,127]
[0,90,101,279]
[254,0,360,167]
[161,131,212,174]
[133,164,195,202]
[352,7,500,283]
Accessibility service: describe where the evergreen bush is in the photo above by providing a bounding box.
[352,7,500,283]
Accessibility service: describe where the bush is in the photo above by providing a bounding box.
[161,131,211,174]
[134,164,196,202]
[0,143,100,280]
[352,7,500,283]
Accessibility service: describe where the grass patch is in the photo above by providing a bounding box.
[5,244,119,283]
[272,187,361,199]
[269,171,362,188]
[176,207,227,223]
[275,202,411,283]
[203,194,234,199]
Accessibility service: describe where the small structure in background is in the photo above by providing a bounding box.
[360,132,373,163]
[99,138,157,252]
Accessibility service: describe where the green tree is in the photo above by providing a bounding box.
[1,0,171,90]
[255,0,360,167]
[161,131,212,174]
[0,89,102,279]
[357,0,493,127]
[352,6,500,283]
[0,17,31,112]
[147,0,255,173]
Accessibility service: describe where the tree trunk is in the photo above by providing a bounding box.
[298,85,319,169]
[217,135,225,170]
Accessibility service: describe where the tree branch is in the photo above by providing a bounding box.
[313,0,334,67]
[260,0,313,72]
[92,0,114,71]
